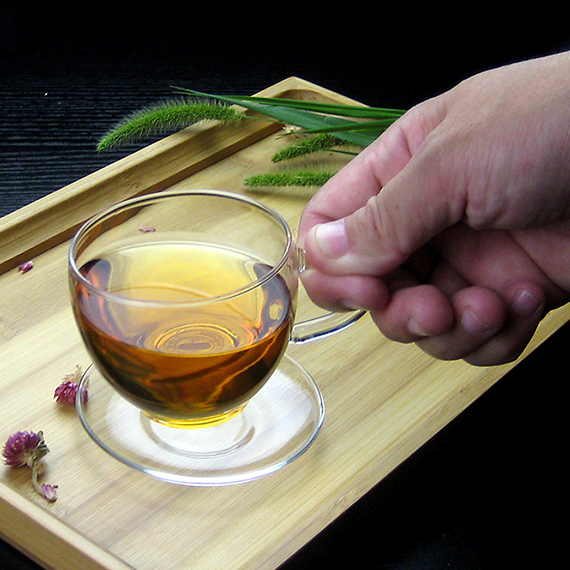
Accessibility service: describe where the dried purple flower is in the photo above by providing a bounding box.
[54,380,80,405]
[17,261,34,273]
[54,365,88,405]
[2,430,41,467]
[138,226,156,233]
[2,430,57,502]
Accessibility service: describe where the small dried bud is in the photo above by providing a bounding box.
[40,483,58,502]
[54,365,88,405]
[17,261,34,273]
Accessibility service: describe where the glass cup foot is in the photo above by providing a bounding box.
[76,354,324,486]
[141,407,255,459]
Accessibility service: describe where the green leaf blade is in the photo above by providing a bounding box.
[174,87,405,119]
[175,88,404,147]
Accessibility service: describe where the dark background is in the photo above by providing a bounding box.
[1,4,568,568]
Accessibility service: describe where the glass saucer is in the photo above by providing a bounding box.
[76,355,324,486]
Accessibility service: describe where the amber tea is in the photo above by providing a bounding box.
[73,241,295,428]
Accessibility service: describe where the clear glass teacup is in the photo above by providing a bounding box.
[69,189,362,430]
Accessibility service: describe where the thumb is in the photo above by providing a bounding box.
[303,149,461,276]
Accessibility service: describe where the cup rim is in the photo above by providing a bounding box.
[68,189,295,307]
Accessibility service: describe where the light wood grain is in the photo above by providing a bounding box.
[1,77,568,570]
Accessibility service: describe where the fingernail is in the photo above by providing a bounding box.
[407,318,430,337]
[511,288,541,317]
[461,309,496,336]
[312,220,348,260]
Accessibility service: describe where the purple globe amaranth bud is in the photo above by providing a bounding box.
[2,430,41,467]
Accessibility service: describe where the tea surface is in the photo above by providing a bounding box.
[74,242,294,425]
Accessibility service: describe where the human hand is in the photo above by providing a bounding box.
[298,51,570,365]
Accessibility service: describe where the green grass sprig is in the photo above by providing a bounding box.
[97,99,244,151]
[271,133,355,163]
[244,172,335,188]
[96,87,407,188]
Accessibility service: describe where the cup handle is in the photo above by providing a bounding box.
[289,247,366,344]
[290,310,366,344]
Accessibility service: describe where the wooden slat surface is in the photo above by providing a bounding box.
[1,77,568,570]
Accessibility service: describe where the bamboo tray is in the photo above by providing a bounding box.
[1,77,568,570]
